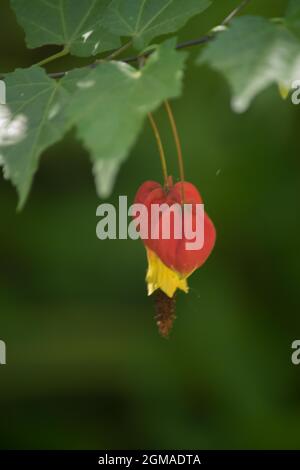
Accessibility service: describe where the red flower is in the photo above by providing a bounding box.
[134,178,216,298]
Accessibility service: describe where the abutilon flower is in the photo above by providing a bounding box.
[134,177,216,337]
[134,100,216,337]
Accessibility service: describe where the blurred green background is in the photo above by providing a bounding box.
[1,0,300,450]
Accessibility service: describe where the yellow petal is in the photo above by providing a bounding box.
[145,248,189,298]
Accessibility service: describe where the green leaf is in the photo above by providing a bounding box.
[198,16,300,112]
[65,39,187,197]
[104,0,212,49]
[0,40,187,206]
[0,66,84,209]
[10,0,121,57]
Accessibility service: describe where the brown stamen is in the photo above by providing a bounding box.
[154,290,176,338]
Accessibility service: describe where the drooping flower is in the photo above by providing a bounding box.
[134,177,216,336]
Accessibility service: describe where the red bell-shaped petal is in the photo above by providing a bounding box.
[134,179,216,277]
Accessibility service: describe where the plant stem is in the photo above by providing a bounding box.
[37,47,69,67]
[164,100,185,202]
[148,112,169,188]
[103,41,133,62]
[221,0,251,26]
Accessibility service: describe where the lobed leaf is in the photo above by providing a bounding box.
[0,40,187,206]
[10,0,121,57]
[65,39,187,197]
[104,0,212,49]
[0,66,76,208]
[198,16,300,112]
